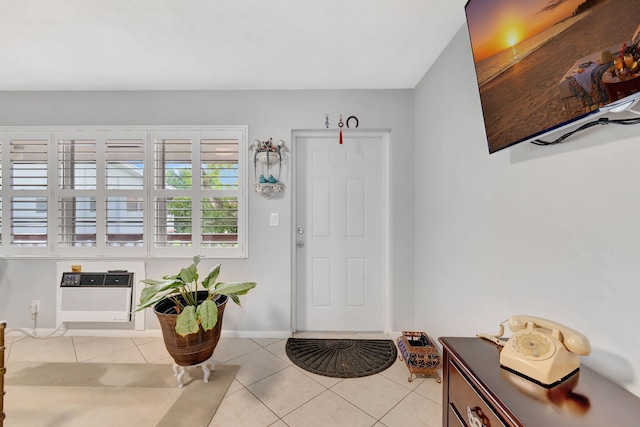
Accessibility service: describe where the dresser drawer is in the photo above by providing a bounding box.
[448,405,466,427]
[448,362,506,427]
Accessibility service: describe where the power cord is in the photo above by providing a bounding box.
[531,117,640,146]
[6,322,68,344]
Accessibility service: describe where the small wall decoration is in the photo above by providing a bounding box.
[251,138,287,199]
[334,114,359,144]
[346,115,359,128]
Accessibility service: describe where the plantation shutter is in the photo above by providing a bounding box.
[0,126,247,258]
[56,131,147,255]
[10,137,50,249]
[151,129,246,257]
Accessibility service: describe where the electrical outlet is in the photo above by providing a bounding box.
[31,300,40,314]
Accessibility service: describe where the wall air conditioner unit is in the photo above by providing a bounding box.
[57,271,134,323]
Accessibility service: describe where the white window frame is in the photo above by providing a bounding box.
[54,129,148,257]
[0,130,54,257]
[0,126,249,258]
[149,128,247,258]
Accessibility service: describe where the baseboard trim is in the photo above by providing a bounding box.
[5,327,292,339]
[220,330,292,339]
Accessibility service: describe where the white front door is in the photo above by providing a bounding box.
[294,130,388,332]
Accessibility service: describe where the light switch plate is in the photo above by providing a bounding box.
[270,213,279,226]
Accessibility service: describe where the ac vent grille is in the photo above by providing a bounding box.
[57,271,134,323]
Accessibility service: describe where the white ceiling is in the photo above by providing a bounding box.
[0,0,468,91]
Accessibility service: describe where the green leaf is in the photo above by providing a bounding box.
[201,264,221,289]
[229,294,241,306]
[141,278,172,286]
[213,281,256,296]
[175,305,199,336]
[135,293,171,312]
[138,279,182,307]
[176,255,202,284]
[179,264,198,284]
[198,299,219,331]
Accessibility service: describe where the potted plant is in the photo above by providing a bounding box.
[137,255,256,366]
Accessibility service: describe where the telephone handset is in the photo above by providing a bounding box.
[480,315,591,388]
[506,315,591,356]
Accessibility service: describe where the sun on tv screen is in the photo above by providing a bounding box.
[465,0,640,153]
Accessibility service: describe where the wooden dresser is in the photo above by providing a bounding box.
[439,337,640,427]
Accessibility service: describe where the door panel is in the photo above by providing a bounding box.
[295,132,387,331]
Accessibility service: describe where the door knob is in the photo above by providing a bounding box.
[297,227,304,234]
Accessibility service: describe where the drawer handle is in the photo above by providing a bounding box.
[467,406,490,427]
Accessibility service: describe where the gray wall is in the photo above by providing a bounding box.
[0,89,416,335]
[414,26,640,396]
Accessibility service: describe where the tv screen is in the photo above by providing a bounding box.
[465,0,640,153]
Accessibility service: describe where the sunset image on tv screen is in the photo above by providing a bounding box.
[465,0,640,153]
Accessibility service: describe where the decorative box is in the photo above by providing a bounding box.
[397,331,442,382]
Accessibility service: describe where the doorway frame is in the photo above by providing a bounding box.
[290,128,392,334]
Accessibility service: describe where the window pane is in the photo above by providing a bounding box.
[155,197,192,247]
[106,139,144,190]
[126,197,143,212]
[58,139,96,190]
[201,139,239,190]
[11,140,48,190]
[201,197,238,248]
[58,196,97,247]
[11,196,47,246]
[106,197,143,247]
[155,139,192,189]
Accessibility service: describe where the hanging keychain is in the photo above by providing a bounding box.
[338,115,344,144]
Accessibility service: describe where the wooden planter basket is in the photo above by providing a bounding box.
[397,331,442,383]
[154,293,227,366]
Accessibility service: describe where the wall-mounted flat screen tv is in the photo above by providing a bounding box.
[465,0,640,153]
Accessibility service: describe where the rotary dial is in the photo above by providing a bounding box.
[510,331,555,360]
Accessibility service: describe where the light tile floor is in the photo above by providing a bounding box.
[4,332,443,427]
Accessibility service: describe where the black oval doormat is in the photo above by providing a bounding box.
[285,338,397,378]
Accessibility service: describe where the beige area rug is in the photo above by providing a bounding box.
[4,361,239,427]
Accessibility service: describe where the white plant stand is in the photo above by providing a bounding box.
[172,355,218,388]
